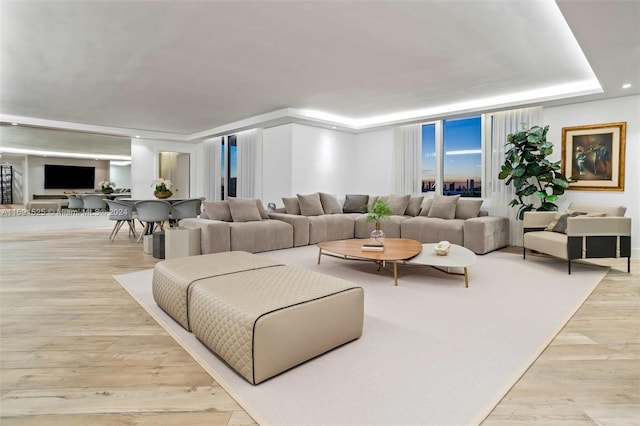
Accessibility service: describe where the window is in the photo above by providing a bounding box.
[421,115,482,197]
[220,135,237,200]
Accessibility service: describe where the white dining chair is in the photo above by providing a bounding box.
[105,199,138,241]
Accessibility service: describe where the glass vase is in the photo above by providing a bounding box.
[370,222,385,245]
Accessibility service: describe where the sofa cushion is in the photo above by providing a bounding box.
[567,202,626,217]
[256,200,270,219]
[545,210,606,234]
[418,198,434,217]
[228,198,262,222]
[297,193,325,216]
[427,194,460,219]
[455,199,483,219]
[405,196,424,216]
[201,201,232,222]
[343,194,369,213]
[282,197,301,215]
[319,192,343,214]
[387,194,411,215]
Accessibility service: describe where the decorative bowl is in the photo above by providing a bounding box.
[434,241,451,256]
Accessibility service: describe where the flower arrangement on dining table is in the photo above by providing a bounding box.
[98,180,116,193]
[151,178,173,198]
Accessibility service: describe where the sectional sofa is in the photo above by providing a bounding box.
[179,192,510,255]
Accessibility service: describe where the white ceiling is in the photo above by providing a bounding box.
[0,0,638,141]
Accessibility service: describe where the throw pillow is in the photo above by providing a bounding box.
[201,201,232,222]
[343,194,369,213]
[427,194,460,219]
[419,198,434,217]
[319,192,343,214]
[282,197,301,215]
[297,193,325,216]
[455,199,483,219]
[227,198,262,222]
[256,200,270,219]
[550,211,586,234]
[387,194,411,215]
[405,196,424,216]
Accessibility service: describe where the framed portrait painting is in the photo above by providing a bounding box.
[562,122,626,191]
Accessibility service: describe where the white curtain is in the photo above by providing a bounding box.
[489,106,543,246]
[203,137,222,201]
[236,128,263,199]
[393,124,422,195]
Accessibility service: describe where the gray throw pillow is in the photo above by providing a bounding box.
[551,211,586,233]
[256,200,270,219]
[387,194,411,215]
[427,194,460,219]
[201,201,232,222]
[319,192,343,214]
[227,198,262,222]
[455,199,483,219]
[297,193,325,216]
[282,197,301,215]
[343,194,369,213]
[418,198,434,216]
[405,196,425,216]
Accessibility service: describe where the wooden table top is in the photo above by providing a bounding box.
[317,238,422,261]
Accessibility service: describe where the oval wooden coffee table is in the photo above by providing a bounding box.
[317,238,422,286]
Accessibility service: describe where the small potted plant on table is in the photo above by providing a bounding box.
[365,199,393,244]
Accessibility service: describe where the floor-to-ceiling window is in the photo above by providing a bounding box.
[220,135,237,200]
[422,115,482,197]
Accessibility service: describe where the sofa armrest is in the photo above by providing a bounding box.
[463,216,509,254]
[523,211,558,229]
[567,216,631,236]
[268,212,310,246]
[178,218,231,254]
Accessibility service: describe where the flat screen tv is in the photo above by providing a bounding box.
[44,164,95,189]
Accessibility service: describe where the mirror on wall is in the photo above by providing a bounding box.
[159,151,190,198]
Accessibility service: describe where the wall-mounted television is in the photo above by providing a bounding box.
[44,164,95,189]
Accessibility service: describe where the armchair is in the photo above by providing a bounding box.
[523,202,631,274]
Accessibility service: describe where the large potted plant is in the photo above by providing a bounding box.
[365,199,393,243]
[498,125,574,219]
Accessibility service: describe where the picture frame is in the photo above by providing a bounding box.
[561,122,626,191]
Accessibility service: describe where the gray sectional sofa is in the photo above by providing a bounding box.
[180,192,510,255]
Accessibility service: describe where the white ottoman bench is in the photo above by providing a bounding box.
[152,251,364,384]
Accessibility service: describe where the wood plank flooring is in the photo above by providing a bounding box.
[0,227,638,425]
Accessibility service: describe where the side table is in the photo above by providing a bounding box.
[165,227,201,259]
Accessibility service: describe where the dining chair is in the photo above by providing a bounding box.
[82,194,107,211]
[134,200,171,242]
[66,194,83,210]
[104,200,138,241]
[169,198,203,226]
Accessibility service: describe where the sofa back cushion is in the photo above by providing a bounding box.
[228,198,262,222]
[256,200,270,219]
[427,194,460,219]
[418,198,434,217]
[319,192,343,214]
[455,199,483,219]
[297,193,325,216]
[387,194,411,215]
[282,197,301,215]
[405,196,424,216]
[201,201,232,222]
[568,202,626,217]
[343,194,369,213]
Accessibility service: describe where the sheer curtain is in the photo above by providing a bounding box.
[236,128,263,199]
[203,137,222,201]
[489,106,543,246]
[393,124,422,195]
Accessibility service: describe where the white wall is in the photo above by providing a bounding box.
[543,95,639,254]
[262,124,293,206]
[109,163,131,190]
[27,156,109,197]
[131,138,198,199]
[354,128,394,195]
[290,124,356,196]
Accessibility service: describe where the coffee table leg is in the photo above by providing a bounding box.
[317,248,322,264]
[394,262,398,286]
[464,267,469,288]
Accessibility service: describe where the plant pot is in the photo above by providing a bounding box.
[370,221,385,244]
[101,188,114,194]
[154,190,172,199]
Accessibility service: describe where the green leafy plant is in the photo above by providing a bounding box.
[498,125,574,220]
[365,199,393,225]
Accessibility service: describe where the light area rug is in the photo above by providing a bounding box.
[115,245,608,426]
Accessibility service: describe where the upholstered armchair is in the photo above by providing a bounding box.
[523,202,631,274]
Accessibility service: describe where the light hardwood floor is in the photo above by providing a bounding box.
[0,227,638,425]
